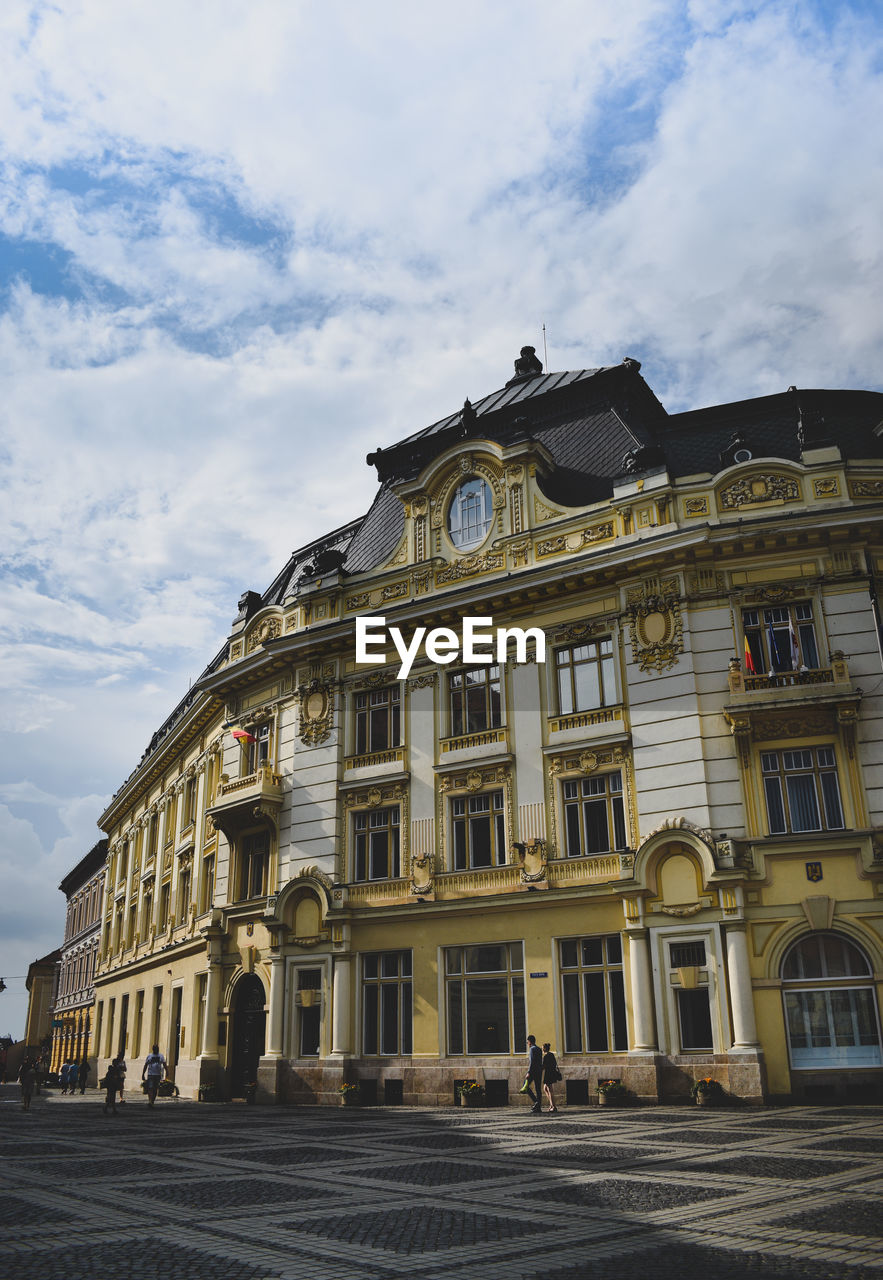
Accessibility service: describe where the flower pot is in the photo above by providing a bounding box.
[695,1092,715,1106]
[597,1093,611,1106]
[460,1094,483,1108]
[340,1092,360,1107]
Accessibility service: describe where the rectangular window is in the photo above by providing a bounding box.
[677,989,714,1051]
[761,747,845,834]
[182,777,197,829]
[106,997,116,1058]
[178,867,191,923]
[151,986,163,1047]
[297,969,322,1057]
[354,807,400,881]
[241,832,270,899]
[560,935,628,1053]
[194,974,207,1059]
[556,639,616,714]
[245,724,272,773]
[445,942,525,1055]
[141,886,153,937]
[127,901,137,946]
[362,951,412,1056]
[133,990,145,1059]
[743,603,820,674]
[449,666,502,737]
[355,686,401,754]
[158,882,170,931]
[452,790,506,869]
[200,854,215,914]
[562,773,626,855]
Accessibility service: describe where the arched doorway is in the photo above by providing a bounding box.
[229,974,266,1097]
[782,932,882,1072]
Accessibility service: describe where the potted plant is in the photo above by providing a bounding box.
[457,1081,485,1108]
[339,1082,360,1107]
[690,1077,724,1106]
[198,1083,218,1103]
[596,1078,628,1106]
[244,1081,257,1105]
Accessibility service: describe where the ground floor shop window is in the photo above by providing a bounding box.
[560,935,628,1052]
[362,952,412,1055]
[446,942,525,1055]
[783,933,882,1069]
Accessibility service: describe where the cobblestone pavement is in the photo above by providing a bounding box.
[3,1090,882,1279]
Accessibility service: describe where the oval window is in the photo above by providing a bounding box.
[447,477,493,550]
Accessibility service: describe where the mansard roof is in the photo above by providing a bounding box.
[59,838,108,896]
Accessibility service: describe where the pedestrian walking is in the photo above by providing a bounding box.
[102,1059,121,1114]
[142,1044,167,1107]
[524,1034,544,1114]
[541,1042,561,1113]
[113,1053,127,1104]
[59,1061,71,1095]
[19,1060,37,1111]
[78,1059,90,1094]
[67,1060,79,1093]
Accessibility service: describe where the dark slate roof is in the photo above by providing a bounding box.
[663,389,883,476]
[59,839,108,895]
[344,486,405,573]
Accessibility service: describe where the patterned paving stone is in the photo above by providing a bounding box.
[534,1142,653,1165]
[700,1154,865,1180]
[533,1178,729,1211]
[4,1238,290,1280]
[360,1158,517,1185]
[136,1176,324,1210]
[289,1206,556,1253]
[0,1195,78,1228]
[777,1200,883,1238]
[537,1240,880,1280]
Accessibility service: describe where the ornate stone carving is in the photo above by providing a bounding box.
[813,477,840,497]
[534,496,564,522]
[246,616,282,652]
[298,680,334,747]
[384,539,408,568]
[718,473,800,509]
[436,551,505,584]
[626,577,683,673]
[660,902,703,917]
[380,580,408,601]
[514,838,547,886]
[751,708,835,741]
[509,539,531,568]
[745,584,798,604]
[684,497,709,517]
[408,672,437,689]
[410,852,434,896]
[849,479,883,498]
[345,592,371,612]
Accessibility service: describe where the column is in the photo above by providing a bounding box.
[725,922,759,1049]
[201,939,223,1058]
[266,953,286,1057]
[331,956,353,1055]
[627,928,658,1051]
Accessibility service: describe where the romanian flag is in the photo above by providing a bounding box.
[231,728,256,745]
[743,635,757,674]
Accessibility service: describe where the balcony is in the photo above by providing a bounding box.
[206,764,284,838]
[343,746,407,783]
[724,653,860,752]
[438,727,509,765]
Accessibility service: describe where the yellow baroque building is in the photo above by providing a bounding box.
[94,349,883,1106]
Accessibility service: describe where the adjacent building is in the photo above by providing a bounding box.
[94,349,883,1105]
[50,839,107,1075]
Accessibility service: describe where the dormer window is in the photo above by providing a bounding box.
[448,477,492,550]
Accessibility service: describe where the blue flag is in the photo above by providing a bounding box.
[766,618,781,673]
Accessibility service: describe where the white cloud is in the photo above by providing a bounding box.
[1,0,882,1036]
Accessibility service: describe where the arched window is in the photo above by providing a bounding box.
[782,933,882,1070]
[447,478,493,550]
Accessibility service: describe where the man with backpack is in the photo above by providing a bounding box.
[142,1044,167,1107]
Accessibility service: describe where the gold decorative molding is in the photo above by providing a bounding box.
[546,746,633,858]
[626,576,683,673]
[536,521,614,559]
[246,616,282,652]
[813,477,840,498]
[298,680,334,747]
[436,551,505,585]
[509,538,531,568]
[849,478,883,498]
[534,496,564,522]
[436,765,512,871]
[718,473,801,509]
[684,496,709,518]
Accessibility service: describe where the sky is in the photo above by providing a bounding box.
[1,0,882,1038]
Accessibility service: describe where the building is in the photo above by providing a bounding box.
[20,949,61,1072]
[94,349,883,1105]
[49,839,107,1075]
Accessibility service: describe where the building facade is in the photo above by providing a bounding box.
[50,839,107,1075]
[94,351,883,1105]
